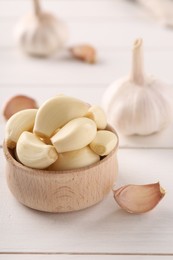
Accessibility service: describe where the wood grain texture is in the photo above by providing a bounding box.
[0,255,172,260]
[3,140,118,212]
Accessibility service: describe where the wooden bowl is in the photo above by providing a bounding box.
[3,128,119,213]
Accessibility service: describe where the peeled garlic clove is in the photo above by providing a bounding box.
[89,130,118,156]
[102,38,173,136]
[113,182,165,214]
[51,117,97,153]
[48,146,100,171]
[16,131,58,169]
[70,44,96,64]
[3,95,37,120]
[14,0,68,57]
[33,95,89,138]
[85,105,107,129]
[5,109,37,149]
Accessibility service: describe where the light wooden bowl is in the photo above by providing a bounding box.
[3,127,118,213]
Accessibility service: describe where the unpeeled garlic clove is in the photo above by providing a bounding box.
[33,95,89,138]
[16,131,58,169]
[113,182,165,214]
[5,109,38,149]
[70,44,97,64]
[85,105,107,130]
[48,146,100,171]
[51,117,97,153]
[89,130,118,156]
[3,95,37,120]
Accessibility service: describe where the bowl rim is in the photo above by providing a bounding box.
[3,124,119,175]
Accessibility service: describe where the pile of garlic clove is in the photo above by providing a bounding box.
[5,95,118,170]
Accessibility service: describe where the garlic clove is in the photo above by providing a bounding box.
[85,105,107,130]
[89,130,118,156]
[33,95,89,138]
[16,131,58,169]
[113,182,165,214]
[70,44,96,64]
[3,95,37,120]
[5,109,38,149]
[51,117,97,153]
[14,0,68,57]
[48,146,100,171]
[102,38,173,136]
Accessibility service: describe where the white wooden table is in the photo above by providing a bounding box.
[1,1,173,259]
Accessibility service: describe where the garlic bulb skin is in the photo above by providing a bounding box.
[102,38,173,136]
[14,0,68,57]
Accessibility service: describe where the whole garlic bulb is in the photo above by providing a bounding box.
[102,38,173,136]
[14,0,68,57]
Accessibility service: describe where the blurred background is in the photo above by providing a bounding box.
[1,0,173,102]
[1,0,173,120]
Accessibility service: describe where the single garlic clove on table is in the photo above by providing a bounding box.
[51,117,97,153]
[14,0,68,57]
[48,146,100,171]
[113,182,165,214]
[89,130,118,156]
[16,131,58,169]
[5,109,37,149]
[70,44,97,64]
[102,38,173,136]
[33,95,89,139]
[85,105,107,130]
[3,95,37,120]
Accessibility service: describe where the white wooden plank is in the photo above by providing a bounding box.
[0,255,172,260]
[1,18,173,49]
[1,49,173,85]
[0,148,173,254]
[117,122,173,148]
[0,0,147,19]
[1,49,129,85]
